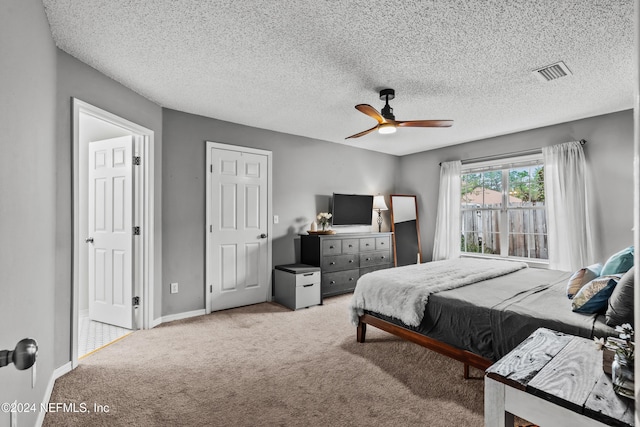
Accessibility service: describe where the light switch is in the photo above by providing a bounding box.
[273,215,279,224]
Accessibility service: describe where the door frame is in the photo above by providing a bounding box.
[72,98,155,368]
[205,141,273,314]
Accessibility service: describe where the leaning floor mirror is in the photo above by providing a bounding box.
[389,194,422,266]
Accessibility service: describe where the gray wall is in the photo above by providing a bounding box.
[397,110,634,264]
[0,1,57,426]
[54,51,164,367]
[162,109,400,316]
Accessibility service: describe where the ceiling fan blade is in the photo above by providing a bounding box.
[397,120,453,128]
[355,104,385,124]
[345,124,379,139]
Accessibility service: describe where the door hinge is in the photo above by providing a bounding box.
[133,296,140,307]
[133,156,141,165]
[133,226,141,235]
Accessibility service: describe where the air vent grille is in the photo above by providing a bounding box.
[533,61,572,82]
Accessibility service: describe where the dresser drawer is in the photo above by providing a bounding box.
[360,238,376,252]
[295,282,320,309]
[321,254,359,272]
[375,236,390,251]
[322,239,342,255]
[295,271,320,286]
[360,250,391,268]
[360,264,392,276]
[342,238,360,254]
[322,269,359,294]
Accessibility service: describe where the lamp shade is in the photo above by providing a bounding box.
[372,195,388,211]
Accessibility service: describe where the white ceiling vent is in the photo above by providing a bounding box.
[533,61,572,82]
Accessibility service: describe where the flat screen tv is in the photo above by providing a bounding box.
[331,193,374,226]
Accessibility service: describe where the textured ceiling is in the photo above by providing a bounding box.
[42,0,634,156]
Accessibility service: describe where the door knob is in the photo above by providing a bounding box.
[260,233,267,239]
[85,237,94,243]
[0,338,38,370]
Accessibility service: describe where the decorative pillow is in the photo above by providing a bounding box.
[601,246,634,276]
[571,275,620,314]
[566,263,602,299]
[606,267,635,327]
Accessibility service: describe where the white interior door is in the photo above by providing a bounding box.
[208,145,270,311]
[88,135,135,329]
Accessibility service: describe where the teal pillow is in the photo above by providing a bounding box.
[566,263,602,299]
[571,276,620,314]
[601,246,634,276]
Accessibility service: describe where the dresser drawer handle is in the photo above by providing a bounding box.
[365,258,371,261]
[366,243,370,247]
[381,256,386,259]
[349,277,354,281]
[330,280,336,284]
[380,242,385,245]
[329,245,334,249]
[303,273,314,276]
[349,260,354,263]
[330,261,336,265]
[303,284,314,287]
[348,244,353,248]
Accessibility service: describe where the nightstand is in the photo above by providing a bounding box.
[274,264,321,310]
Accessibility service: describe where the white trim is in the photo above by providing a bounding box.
[460,253,549,269]
[36,362,73,426]
[205,141,273,314]
[159,309,207,324]
[71,98,155,369]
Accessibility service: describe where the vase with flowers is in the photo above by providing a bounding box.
[316,212,332,231]
[594,323,634,398]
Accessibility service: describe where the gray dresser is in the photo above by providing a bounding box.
[300,232,393,298]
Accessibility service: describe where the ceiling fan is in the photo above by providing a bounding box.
[346,89,453,139]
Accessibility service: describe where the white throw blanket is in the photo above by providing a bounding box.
[349,258,528,326]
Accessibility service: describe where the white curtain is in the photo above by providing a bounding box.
[432,160,462,261]
[543,141,595,271]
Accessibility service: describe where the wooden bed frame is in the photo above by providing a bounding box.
[357,313,493,379]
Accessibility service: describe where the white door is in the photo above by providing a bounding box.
[88,136,135,329]
[208,145,270,311]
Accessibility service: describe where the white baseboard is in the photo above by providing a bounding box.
[151,317,163,328]
[160,309,206,324]
[150,309,205,328]
[36,362,73,426]
[150,309,205,329]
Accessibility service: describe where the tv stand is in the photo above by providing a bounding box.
[300,232,393,298]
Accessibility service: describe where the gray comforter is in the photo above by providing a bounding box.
[364,267,616,361]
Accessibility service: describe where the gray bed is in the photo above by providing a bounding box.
[354,264,617,373]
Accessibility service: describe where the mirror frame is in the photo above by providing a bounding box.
[389,194,422,266]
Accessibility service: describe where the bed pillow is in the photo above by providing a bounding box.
[601,246,634,276]
[566,263,602,299]
[571,275,620,314]
[606,267,635,327]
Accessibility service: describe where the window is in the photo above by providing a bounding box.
[460,155,547,261]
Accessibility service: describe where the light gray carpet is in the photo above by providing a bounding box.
[45,294,488,426]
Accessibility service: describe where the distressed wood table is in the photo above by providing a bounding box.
[485,327,634,427]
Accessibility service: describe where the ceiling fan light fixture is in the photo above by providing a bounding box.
[378,123,396,134]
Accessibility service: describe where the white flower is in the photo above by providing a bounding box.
[615,324,634,340]
[594,336,605,350]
